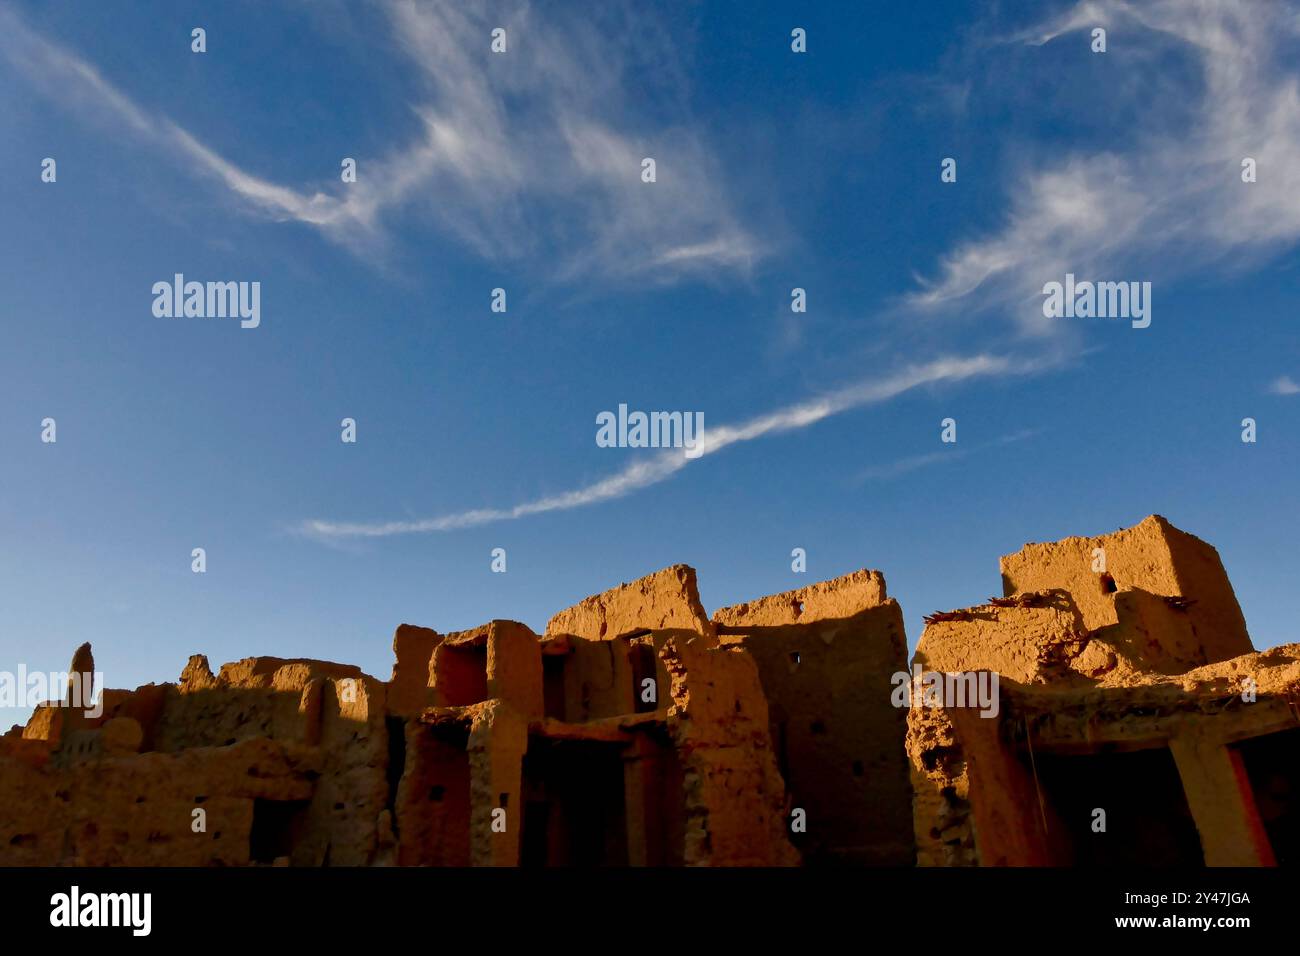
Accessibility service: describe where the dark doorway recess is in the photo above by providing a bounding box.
[1234,726,1300,865]
[521,738,628,866]
[1030,746,1203,865]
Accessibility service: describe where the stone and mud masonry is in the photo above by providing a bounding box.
[2,515,1297,867]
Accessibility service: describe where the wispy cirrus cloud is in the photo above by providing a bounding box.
[910,0,1300,334]
[0,0,758,278]
[321,0,1300,541]
[300,353,1027,538]
[0,5,379,237]
[853,428,1043,482]
[381,0,761,280]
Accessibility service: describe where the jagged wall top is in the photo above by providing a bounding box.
[544,564,713,640]
[998,514,1252,664]
[713,569,888,628]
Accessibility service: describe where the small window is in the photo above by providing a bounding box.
[249,799,309,864]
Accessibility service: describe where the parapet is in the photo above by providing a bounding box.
[713,569,888,628]
[913,592,1092,685]
[999,514,1252,664]
[545,564,713,640]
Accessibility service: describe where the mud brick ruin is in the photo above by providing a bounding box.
[909,515,1298,867]
[2,515,1296,867]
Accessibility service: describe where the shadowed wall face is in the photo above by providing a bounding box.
[716,584,914,866]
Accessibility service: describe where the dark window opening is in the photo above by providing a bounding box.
[1099,574,1118,594]
[249,798,310,865]
[437,644,488,706]
[630,643,658,714]
[543,655,567,720]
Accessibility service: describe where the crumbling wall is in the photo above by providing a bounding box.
[905,599,1079,866]
[912,594,1093,686]
[0,736,317,866]
[5,517,1285,869]
[910,516,1293,868]
[905,584,1174,865]
[545,564,714,641]
[1000,514,1251,663]
[466,700,528,866]
[394,719,473,866]
[0,650,391,867]
[300,673,389,866]
[550,634,635,722]
[388,624,441,718]
[155,655,365,751]
[660,636,799,866]
[713,570,887,627]
[714,570,912,865]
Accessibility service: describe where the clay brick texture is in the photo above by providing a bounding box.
[3,517,1296,867]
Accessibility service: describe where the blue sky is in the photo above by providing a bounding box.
[2,0,1298,727]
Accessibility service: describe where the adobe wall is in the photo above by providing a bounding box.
[545,564,714,641]
[714,570,913,865]
[389,578,798,867]
[2,517,1288,869]
[906,598,1090,866]
[911,516,1295,868]
[999,514,1252,663]
[388,624,441,718]
[0,650,393,867]
[906,701,1052,867]
[713,570,887,628]
[0,736,317,866]
[394,718,472,866]
[910,592,1130,686]
[1092,587,1211,674]
[659,636,799,866]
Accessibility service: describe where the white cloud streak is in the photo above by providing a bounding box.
[853,427,1043,482]
[854,449,960,482]
[910,0,1300,333]
[300,354,1021,538]
[0,1,757,277]
[0,7,374,233]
